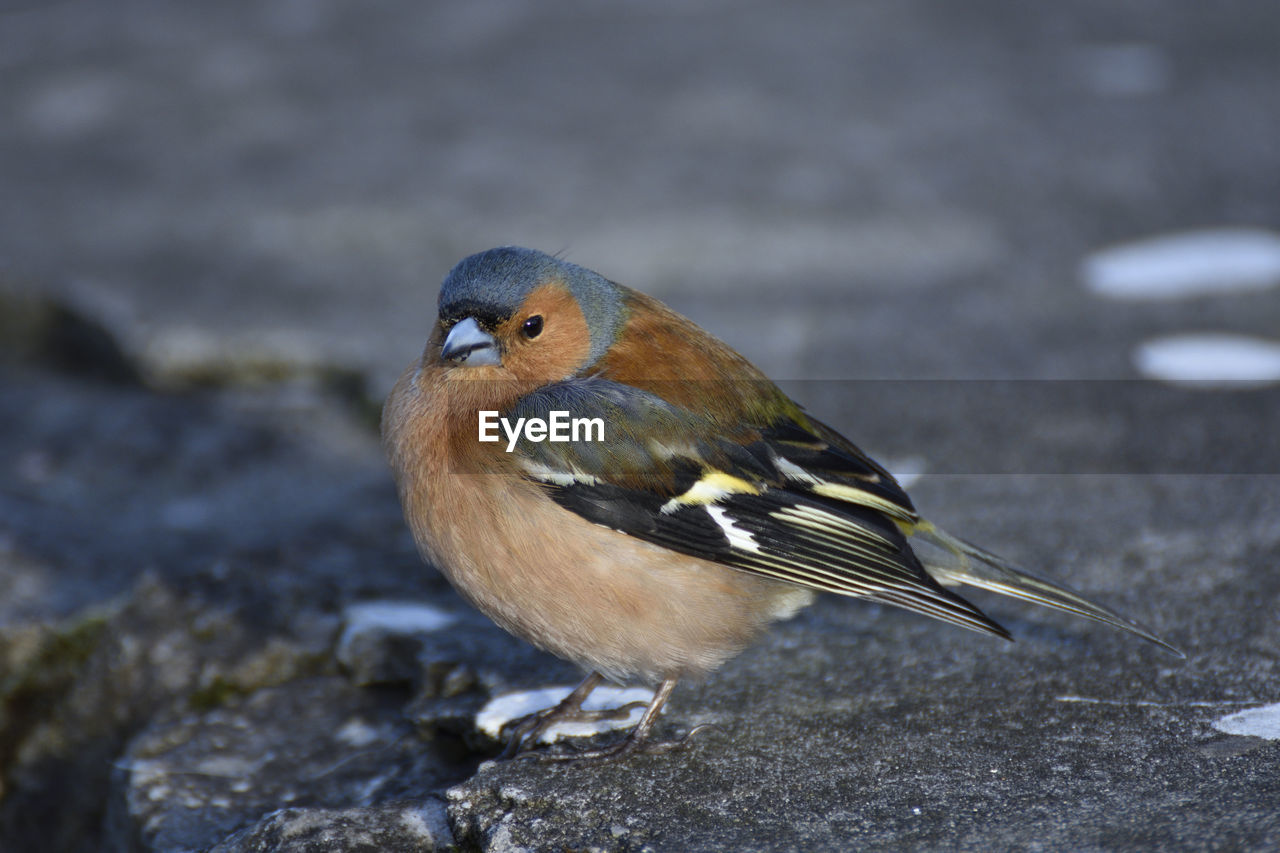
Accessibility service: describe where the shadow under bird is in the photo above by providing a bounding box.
[382,246,1180,760]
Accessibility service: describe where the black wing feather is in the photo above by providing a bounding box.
[543,481,1010,640]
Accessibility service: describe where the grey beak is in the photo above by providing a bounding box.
[441,317,501,366]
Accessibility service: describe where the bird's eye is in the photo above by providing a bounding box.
[521,315,544,339]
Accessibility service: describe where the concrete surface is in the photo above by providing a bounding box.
[1,1,1278,850]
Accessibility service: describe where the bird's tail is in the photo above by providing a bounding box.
[905,521,1183,657]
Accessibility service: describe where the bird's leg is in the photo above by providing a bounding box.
[501,671,615,758]
[537,677,703,762]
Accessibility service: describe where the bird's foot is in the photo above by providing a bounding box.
[500,700,647,759]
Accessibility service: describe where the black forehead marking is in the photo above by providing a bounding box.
[438,297,512,329]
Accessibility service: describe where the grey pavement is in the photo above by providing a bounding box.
[1,1,1278,851]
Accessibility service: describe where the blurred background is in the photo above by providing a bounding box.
[4,0,1277,392]
[2,2,1279,851]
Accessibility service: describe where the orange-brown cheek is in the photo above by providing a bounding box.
[501,282,592,380]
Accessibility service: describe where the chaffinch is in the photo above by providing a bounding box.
[383,246,1178,760]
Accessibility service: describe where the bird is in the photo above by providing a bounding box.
[382,246,1179,760]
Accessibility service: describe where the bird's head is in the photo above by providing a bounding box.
[433,246,627,382]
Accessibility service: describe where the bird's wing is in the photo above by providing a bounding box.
[504,379,1011,639]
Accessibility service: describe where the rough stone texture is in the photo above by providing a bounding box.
[207,800,453,853]
[1,1,1278,851]
[116,678,457,852]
